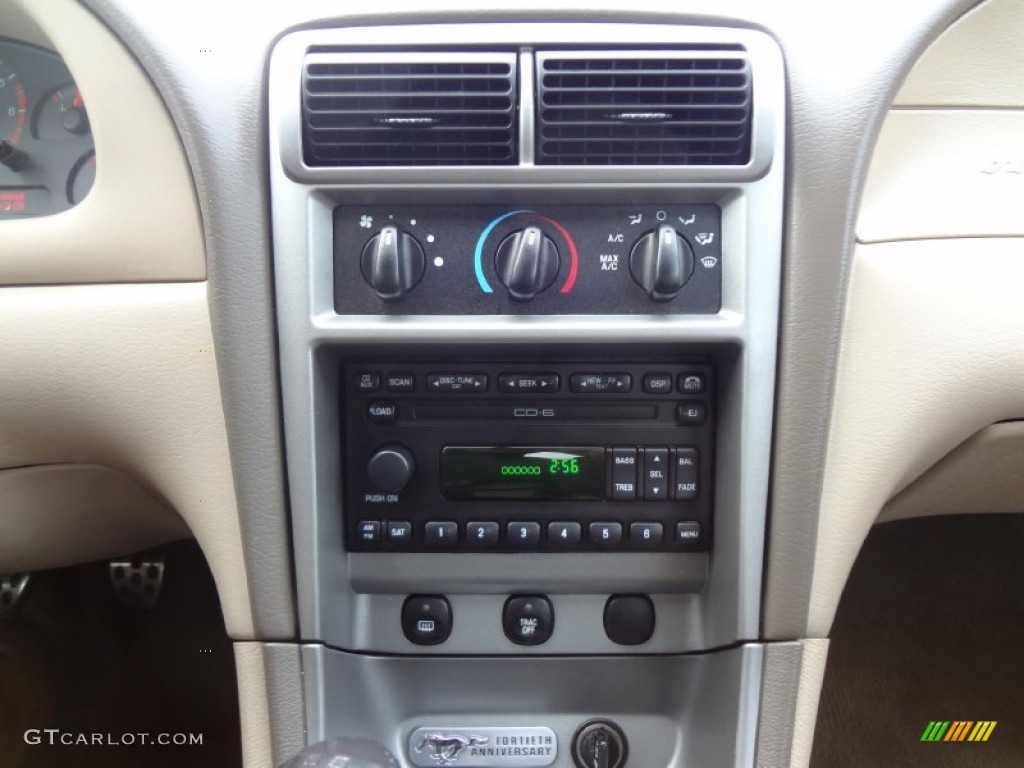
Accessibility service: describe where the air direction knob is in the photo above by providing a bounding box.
[367,445,416,493]
[629,225,695,302]
[494,226,560,301]
[360,225,426,301]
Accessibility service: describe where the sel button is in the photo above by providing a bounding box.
[643,447,669,501]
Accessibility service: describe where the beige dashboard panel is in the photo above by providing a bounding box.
[0,0,205,284]
[0,282,252,636]
[895,0,1024,107]
[879,421,1024,522]
[0,463,190,572]
[809,238,1024,636]
[857,110,1024,243]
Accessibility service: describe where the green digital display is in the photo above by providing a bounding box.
[442,446,605,501]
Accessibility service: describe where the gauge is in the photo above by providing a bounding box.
[0,59,28,146]
[35,83,90,140]
[0,41,95,217]
[68,151,95,204]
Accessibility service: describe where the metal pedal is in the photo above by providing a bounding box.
[109,555,165,609]
[0,573,31,619]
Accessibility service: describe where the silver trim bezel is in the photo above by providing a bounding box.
[269,21,785,656]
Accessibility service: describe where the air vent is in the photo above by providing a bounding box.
[302,53,517,167]
[536,51,752,166]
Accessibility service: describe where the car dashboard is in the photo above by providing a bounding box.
[2,0,1022,767]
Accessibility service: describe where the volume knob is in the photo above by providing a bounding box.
[367,445,416,493]
[360,225,426,301]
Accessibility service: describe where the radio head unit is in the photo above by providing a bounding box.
[343,360,714,553]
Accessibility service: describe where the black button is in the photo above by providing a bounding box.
[548,522,582,546]
[427,373,488,392]
[507,522,541,547]
[643,447,669,501]
[367,401,397,422]
[678,373,707,394]
[385,521,412,543]
[604,594,656,646]
[386,372,415,392]
[354,371,381,392]
[590,522,623,546]
[498,373,560,393]
[609,447,638,500]
[643,372,673,394]
[676,521,702,543]
[466,521,500,546]
[356,520,381,544]
[677,401,707,424]
[569,373,632,394]
[402,595,452,645]
[673,447,699,500]
[503,595,554,646]
[630,522,664,546]
[425,521,458,547]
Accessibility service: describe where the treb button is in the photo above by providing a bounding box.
[609,447,638,500]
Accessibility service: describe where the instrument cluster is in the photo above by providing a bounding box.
[0,38,95,217]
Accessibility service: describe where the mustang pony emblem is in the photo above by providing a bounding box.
[415,732,490,765]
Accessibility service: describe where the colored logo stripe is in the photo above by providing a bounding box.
[920,720,996,742]
[921,721,950,742]
[969,722,998,742]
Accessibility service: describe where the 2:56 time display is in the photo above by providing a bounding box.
[443,446,604,501]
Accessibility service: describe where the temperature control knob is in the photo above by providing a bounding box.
[494,226,560,301]
[360,225,426,301]
[629,225,695,302]
[367,445,416,493]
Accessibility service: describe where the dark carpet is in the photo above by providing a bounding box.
[812,514,1024,767]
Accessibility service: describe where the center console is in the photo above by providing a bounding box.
[270,21,784,767]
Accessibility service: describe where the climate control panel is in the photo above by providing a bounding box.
[333,204,722,315]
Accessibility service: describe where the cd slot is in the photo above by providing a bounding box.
[415,402,659,421]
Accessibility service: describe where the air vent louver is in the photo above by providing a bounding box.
[303,53,517,167]
[537,51,752,166]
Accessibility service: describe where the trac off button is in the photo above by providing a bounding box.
[503,595,554,646]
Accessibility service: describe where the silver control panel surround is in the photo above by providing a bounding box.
[269,23,785,654]
[301,643,764,768]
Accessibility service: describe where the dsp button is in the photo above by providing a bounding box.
[503,595,554,645]
[497,373,559,393]
[570,373,632,394]
[427,373,488,393]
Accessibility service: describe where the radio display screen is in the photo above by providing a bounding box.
[441,446,605,501]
